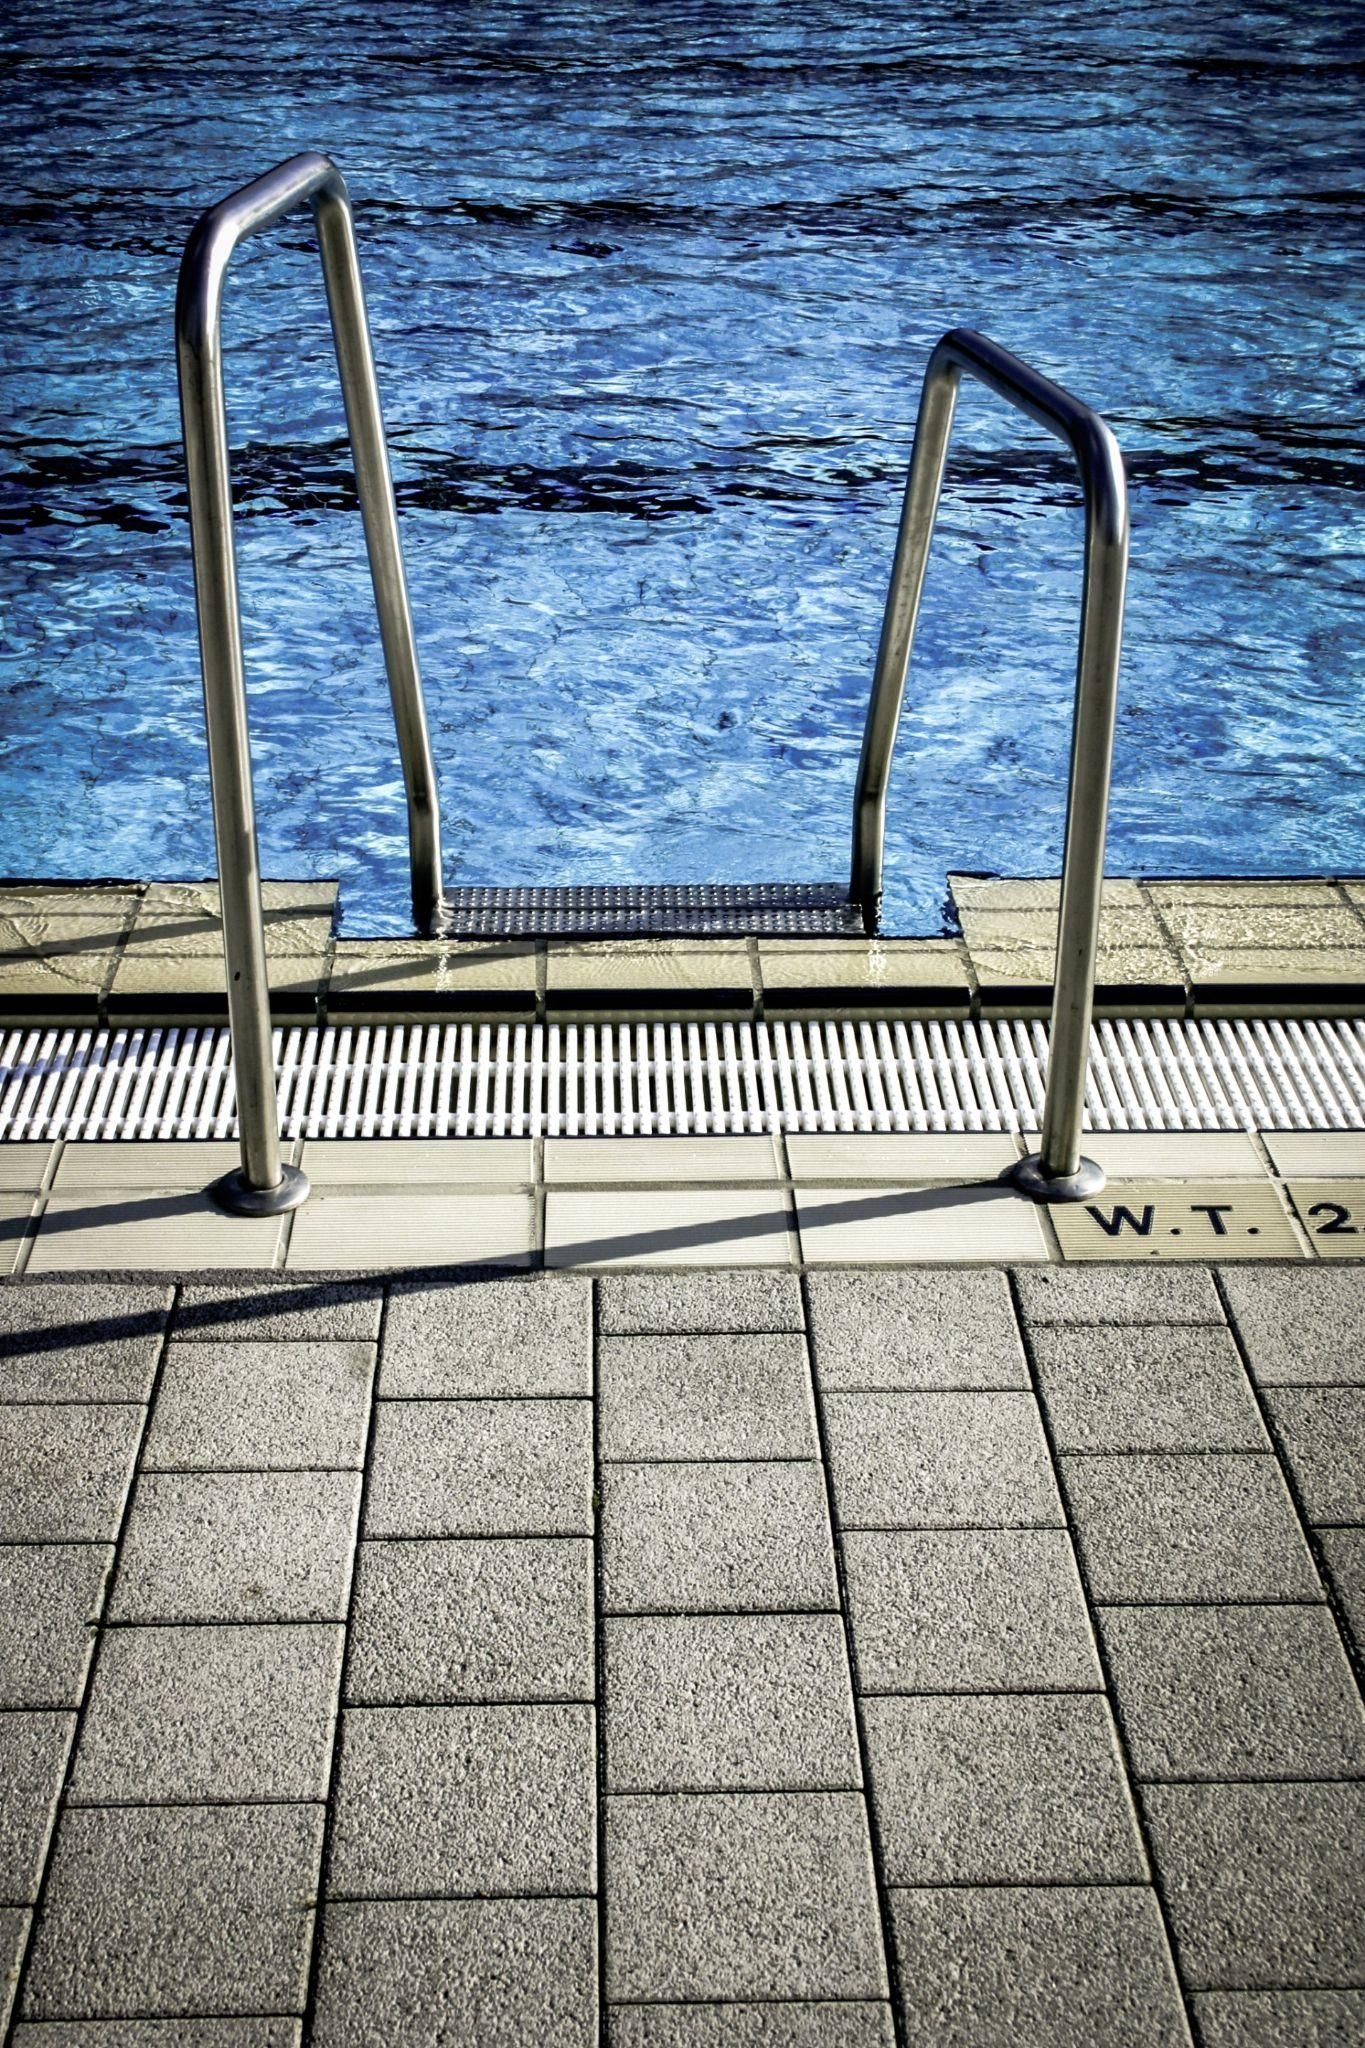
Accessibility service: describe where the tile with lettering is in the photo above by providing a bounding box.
[1284,1182,1365,1260]
[1049,1181,1302,1262]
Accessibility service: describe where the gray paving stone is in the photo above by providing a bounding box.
[312,1897,596,2048]
[68,1624,342,1804]
[890,1884,1188,2047]
[0,1285,170,1401]
[806,1268,1028,1389]
[1100,1603,1365,1780]
[1061,1453,1321,1601]
[13,2026,301,2045]
[329,1703,595,1897]
[1221,1267,1365,1384]
[842,1527,1099,1692]
[1016,1266,1224,1325]
[1033,1325,1265,1451]
[600,1333,816,1461]
[605,1613,859,1792]
[2,1907,30,2036]
[1320,1526,1365,1646]
[608,2005,894,2047]
[0,1406,143,1542]
[144,1341,374,1470]
[601,1461,837,1614]
[822,1391,1060,1529]
[364,1399,592,1538]
[22,1802,323,2017]
[1144,1781,1365,1988]
[1264,1385,1365,1522]
[1193,1990,1365,2047]
[863,1693,1146,1885]
[347,1537,594,1704]
[109,1470,360,1622]
[0,1712,73,1902]
[381,1276,591,1396]
[599,1271,803,1335]
[605,1791,887,2001]
[174,1278,382,1343]
[0,1545,111,1707]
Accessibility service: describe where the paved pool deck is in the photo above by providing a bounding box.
[0,1262,1362,2045]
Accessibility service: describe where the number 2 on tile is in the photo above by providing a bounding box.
[1306,1200,1358,1236]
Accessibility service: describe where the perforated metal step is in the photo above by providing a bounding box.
[434,882,863,938]
[2,1017,1362,1143]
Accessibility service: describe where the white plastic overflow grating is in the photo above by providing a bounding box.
[1,1017,1363,1143]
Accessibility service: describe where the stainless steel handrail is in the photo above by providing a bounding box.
[851,328,1129,1200]
[176,151,444,1214]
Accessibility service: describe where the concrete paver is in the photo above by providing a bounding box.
[1099,1604,1365,1780]
[1016,1266,1225,1325]
[0,1712,74,1902]
[1319,1526,1365,1646]
[381,1275,591,1397]
[0,1545,111,1707]
[604,1613,859,1792]
[364,1398,592,1538]
[889,1884,1188,2047]
[174,1279,381,1342]
[0,1284,170,1401]
[144,1341,374,1470]
[601,1460,836,1614]
[806,1268,1028,1389]
[1033,1325,1266,1451]
[1220,1267,1365,1384]
[605,1791,886,2001]
[863,1693,1146,1885]
[1144,1781,1365,1988]
[110,1469,360,1623]
[599,1332,816,1461]
[329,1703,596,1898]
[0,1405,144,1542]
[312,1897,596,2048]
[607,2004,894,2046]
[822,1390,1061,1529]
[598,1269,802,1334]
[347,1537,594,1704]
[12,2025,304,2044]
[1262,1386,1365,1522]
[841,1526,1099,1692]
[68,1624,343,1803]
[1192,1990,1365,2047]
[23,1802,324,2017]
[1062,1452,1321,1602]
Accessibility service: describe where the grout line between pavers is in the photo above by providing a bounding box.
[799,1270,907,2048]
[1211,1268,1363,1701]
[2,1280,177,2047]
[297,1284,386,2040]
[1005,1267,1203,2048]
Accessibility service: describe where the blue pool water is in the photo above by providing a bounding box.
[2,0,1363,934]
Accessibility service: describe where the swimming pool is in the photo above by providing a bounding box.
[2,0,1362,935]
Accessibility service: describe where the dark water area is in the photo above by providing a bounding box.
[1,0,1362,932]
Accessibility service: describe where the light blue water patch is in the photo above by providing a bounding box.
[2,0,1363,933]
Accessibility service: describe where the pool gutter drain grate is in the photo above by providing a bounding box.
[1,1017,1362,1143]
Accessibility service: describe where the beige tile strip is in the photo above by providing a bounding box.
[1048,1181,1304,1263]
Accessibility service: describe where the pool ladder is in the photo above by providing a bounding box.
[177,153,1128,1213]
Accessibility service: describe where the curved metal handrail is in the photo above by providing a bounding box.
[851,328,1129,1197]
[176,151,443,1210]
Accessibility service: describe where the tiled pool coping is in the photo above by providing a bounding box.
[2,1130,1363,1273]
[3,875,1365,1025]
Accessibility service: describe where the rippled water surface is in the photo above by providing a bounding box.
[2,0,1362,932]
